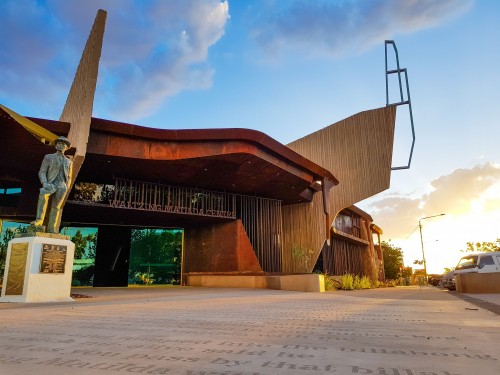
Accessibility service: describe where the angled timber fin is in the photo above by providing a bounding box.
[58,9,107,218]
[60,8,107,159]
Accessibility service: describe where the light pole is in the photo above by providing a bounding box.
[419,214,445,284]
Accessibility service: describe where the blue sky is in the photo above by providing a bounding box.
[1,0,499,272]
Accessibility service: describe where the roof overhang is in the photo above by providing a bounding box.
[0,112,338,205]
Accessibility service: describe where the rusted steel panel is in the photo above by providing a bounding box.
[183,221,263,274]
[88,117,337,184]
[87,134,319,186]
[79,134,320,204]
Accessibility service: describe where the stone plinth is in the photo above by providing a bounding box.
[456,272,500,293]
[0,234,75,303]
[187,273,325,292]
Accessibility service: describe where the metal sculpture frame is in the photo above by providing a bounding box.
[385,40,416,170]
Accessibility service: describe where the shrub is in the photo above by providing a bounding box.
[340,274,354,290]
[323,274,335,291]
[72,265,95,286]
[291,244,314,273]
[314,273,340,291]
[338,274,374,290]
[375,280,397,288]
[359,276,372,289]
[353,275,361,289]
[386,279,397,287]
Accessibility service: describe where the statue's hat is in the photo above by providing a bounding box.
[55,136,71,148]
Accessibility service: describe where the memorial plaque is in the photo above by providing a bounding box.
[40,243,67,273]
[5,242,29,295]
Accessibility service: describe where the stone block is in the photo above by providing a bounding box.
[186,273,325,292]
[1,235,75,303]
[456,272,500,293]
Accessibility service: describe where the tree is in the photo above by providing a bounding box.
[73,182,98,202]
[0,225,28,276]
[0,229,15,277]
[71,230,96,259]
[292,243,314,273]
[381,241,404,280]
[462,238,500,253]
[86,232,98,259]
[401,267,413,279]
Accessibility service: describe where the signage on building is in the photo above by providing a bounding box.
[108,198,236,218]
[107,178,237,219]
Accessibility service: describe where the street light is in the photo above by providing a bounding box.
[419,213,445,284]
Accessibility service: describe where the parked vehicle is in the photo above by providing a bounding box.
[453,251,500,275]
[428,274,443,286]
[440,270,456,290]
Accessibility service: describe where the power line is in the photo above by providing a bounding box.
[405,225,419,239]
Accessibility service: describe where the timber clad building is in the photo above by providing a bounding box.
[0,10,397,289]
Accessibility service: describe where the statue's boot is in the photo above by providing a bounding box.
[31,194,49,227]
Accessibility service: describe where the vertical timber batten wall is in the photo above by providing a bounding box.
[282,106,397,273]
[238,196,282,273]
[322,239,364,276]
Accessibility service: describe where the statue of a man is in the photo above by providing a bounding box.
[31,136,73,233]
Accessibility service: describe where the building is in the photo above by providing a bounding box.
[0,10,401,289]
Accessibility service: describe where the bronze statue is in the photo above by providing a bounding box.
[31,136,73,233]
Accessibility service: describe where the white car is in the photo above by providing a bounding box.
[453,251,500,275]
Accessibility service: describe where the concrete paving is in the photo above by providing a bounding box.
[0,286,499,375]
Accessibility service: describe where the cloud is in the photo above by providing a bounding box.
[365,163,500,238]
[0,0,229,120]
[367,196,421,239]
[424,164,500,215]
[99,0,230,119]
[251,0,473,59]
[0,1,72,108]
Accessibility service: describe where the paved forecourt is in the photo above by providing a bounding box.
[0,286,499,375]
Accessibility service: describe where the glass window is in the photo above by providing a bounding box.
[0,183,22,207]
[60,226,99,287]
[129,229,183,285]
[495,255,500,265]
[456,256,478,269]
[479,255,494,267]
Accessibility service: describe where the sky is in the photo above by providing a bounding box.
[1,0,499,274]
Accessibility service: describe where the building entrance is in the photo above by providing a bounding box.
[128,228,182,286]
[92,226,182,287]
